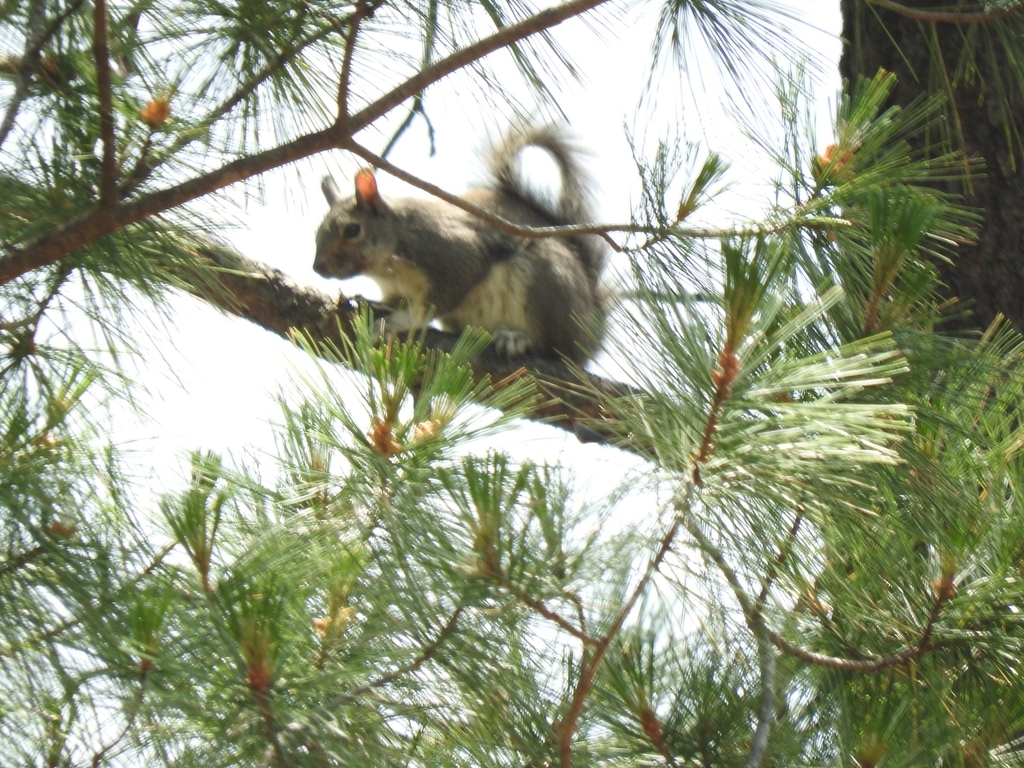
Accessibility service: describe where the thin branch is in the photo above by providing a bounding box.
[93,0,117,205]
[331,606,465,703]
[0,0,49,150]
[344,0,610,131]
[380,0,440,157]
[251,687,288,768]
[1,542,177,657]
[343,138,621,251]
[754,508,805,610]
[120,23,339,196]
[1,0,613,285]
[90,668,149,768]
[684,516,945,673]
[336,0,367,123]
[344,139,839,249]
[0,545,45,579]
[744,629,776,768]
[500,580,597,646]
[557,491,689,768]
[865,0,1024,24]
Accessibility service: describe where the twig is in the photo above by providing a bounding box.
[90,669,150,767]
[330,605,465,704]
[744,629,776,768]
[343,139,622,251]
[120,21,338,196]
[345,140,837,251]
[0,545,45,579]
[251,687,289,768]
[1,542,177,657]
[557,489,690,768]
[93,0,117,205]
[500,581,597,646]
[380,0,440,158]
[336,0,367,123]
[0,0,48,150]
[684,517,945,673]
[866,0,1024,24]
[344,0,609,130]
[754,508,805,610]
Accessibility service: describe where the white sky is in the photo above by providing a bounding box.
[109,1,843,497]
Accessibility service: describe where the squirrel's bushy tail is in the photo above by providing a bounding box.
[489,124,606,283]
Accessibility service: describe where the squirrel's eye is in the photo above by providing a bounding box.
[342,223,361,240]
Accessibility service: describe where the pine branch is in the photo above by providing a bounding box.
[685,516,948,673]
[331,605,465,703]
[0,0,55,150]
[498,580,596,645]
[557,492,687,768]
[119,21,340,196]
[744,630,776,768]
[0,0,613,286]
[336,0,373,123]
[343,139,842,249]
[754,508,805,610]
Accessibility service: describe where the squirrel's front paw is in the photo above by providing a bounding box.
[376,308,430,342]
[492,328,531,358]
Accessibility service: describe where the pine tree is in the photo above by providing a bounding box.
[3,1,1024,766]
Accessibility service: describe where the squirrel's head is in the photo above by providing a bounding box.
[314,169,396,279]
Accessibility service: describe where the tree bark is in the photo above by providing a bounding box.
[841,0,1024,333]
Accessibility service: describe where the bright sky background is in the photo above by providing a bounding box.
[110,1,843,498]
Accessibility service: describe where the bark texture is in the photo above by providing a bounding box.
[841,0,1024,333]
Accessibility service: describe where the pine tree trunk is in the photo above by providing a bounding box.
[840,0,1024,333]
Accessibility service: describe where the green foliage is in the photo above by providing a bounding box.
[4,0,1024,766]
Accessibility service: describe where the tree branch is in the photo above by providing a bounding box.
[865,0,1024,24]
[0,0,613,286]
[557,493,687,767]
[498,580,597,646]
[92,0,117,206]
[336,0,369,123]
[0,0,50,150]
[120,18,345,196]
[755,508,805,610]
[343,0,611,131]
[684,515,945,674]
[744,629,776,768]
[330,605,465,703]
[188,240,630,440]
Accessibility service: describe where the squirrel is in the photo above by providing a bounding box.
[313,125,607,364]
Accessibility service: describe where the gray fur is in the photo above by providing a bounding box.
[313,125,607,363]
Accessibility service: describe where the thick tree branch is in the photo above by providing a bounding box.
[0,0,612,287]
[865,0,1024,24]
[188,241,630,440]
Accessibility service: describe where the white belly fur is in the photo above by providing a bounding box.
[443,258,534,338]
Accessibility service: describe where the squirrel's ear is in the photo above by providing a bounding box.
[354,168,383,212]
[321,176,342,206]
